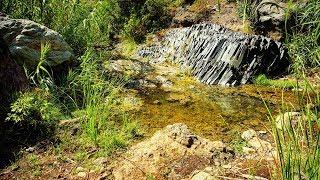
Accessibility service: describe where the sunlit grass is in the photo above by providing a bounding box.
[267,80,320,179]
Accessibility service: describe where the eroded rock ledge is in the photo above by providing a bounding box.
[139,23,289,86]
[113,123,234,179]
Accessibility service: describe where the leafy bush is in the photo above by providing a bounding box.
[0,0,121,55]
[6,90,63,125]
[123,14,145,43]
[0,0,52,25]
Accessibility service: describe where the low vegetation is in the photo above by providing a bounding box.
[267,81,320,179]
[285,0,320,75]
[254,74,297,89]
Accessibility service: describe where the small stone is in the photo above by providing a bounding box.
[241,129,257,141]
[77,172,87,178]
[242,147,256,154]
[258,131,267,134]
[76,167,86,172]
[153,100,160,104]
[189,85,195,90]
[222,165,232,169]
[248,137,272,151]
[191,171,216,180]
[25,147,35,152]
[53,161,58,166]
[204,167,214,172]
[94,157,108,166]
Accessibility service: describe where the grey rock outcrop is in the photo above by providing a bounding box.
[139,23,289,86]
[0,15,74,69]
[254,0,286,32]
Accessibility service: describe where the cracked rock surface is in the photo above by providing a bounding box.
[113,123,234,180]
[139,23,289,86]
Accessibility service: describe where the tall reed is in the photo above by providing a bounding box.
[268,80,319,179]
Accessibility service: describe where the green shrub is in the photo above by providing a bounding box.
[123,14,145,43]
[0,0,51,25]
[0,0,121,55]
[6,90,63,125]
[1,0,175,48]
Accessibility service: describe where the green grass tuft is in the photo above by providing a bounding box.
[254,74,297,89]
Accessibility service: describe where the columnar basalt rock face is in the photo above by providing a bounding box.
[0,15,74,69]
[139,23,289,86]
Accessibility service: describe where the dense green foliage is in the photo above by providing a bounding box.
[285,0,320,74]
[0,0,158,157]
[6,90,63,125]
[0,0,179,53]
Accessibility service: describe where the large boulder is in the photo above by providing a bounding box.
[253,0,286,35]
[0,14,74,69]
[0,37,28,118]
[113,123,234,180]
[139,23,289,86]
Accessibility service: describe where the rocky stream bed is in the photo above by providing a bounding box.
[0,14,301,179]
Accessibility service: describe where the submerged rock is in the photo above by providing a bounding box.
[139,23,289,86]
[0,15,74,68]
[113,123,234,180]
